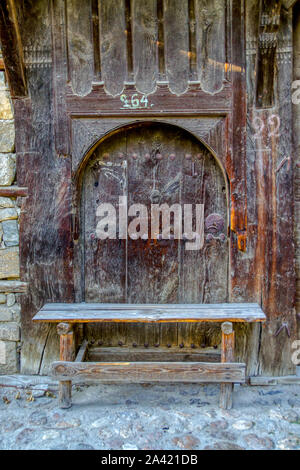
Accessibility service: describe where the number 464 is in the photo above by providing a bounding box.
[120,93,149,109]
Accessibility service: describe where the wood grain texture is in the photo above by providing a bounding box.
[16,1,75,374]
[66,83,232,116]
[99,0,127,96]
[66,0,93,96]
[0,186,28,197]
[58,326,74,409]
[88,346,220,363]
[195,0,225,94]
[220,321,234,409]
[75,121,230,348]
[33,303,266,323]
[0,281,27,293]
[132,0,157,95]
[52,360,246,383]
[51,0,69,156]
[0,0,27,97]
[164,0,189,95]
[75,340,89,362]
[244,1,296,376]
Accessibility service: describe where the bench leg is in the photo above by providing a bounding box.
[57,322,75,409]
[219,321,234,410]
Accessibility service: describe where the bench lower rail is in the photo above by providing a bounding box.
[52,361,246,384]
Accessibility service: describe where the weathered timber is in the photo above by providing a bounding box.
[66,83,232,116]
[195,0,225,94]
[75,340,89,363]
[164,0,189,95]
[132,0,157,95]
[99,0,127,96]
[220,321,235,409]
[16,1,74,375]
[57,323,74,409]
[33,303,266,324]
[51,0,69,156]
[66,0,93,96]
[88,346,220,363]
[51,360,246,384]
[256,0,281,108]
[0,186,28,197]
[249,375,300,385]
[0,0,27,97]
[0,281,27,293]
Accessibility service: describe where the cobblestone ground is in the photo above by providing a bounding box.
[0,378,299,450]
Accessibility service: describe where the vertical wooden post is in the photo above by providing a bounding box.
[57,322,74,408]
[219,321,235,409]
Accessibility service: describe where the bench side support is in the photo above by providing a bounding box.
[57,322,75,409]
[220,321,235,409]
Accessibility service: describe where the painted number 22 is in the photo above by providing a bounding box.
[253,114,280,139]
[120,94,153,109]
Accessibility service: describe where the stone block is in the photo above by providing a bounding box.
[0,90,13,120]
[0,322,20,341]
[0,306,13,321]
[0,246,20,278]
[0,340,18,372]
[2,220,19,246]
[0,207,18,221]
[0,153,16,185]
[0,122,15,153]
[7,293,15,307]
[0,197,14,209]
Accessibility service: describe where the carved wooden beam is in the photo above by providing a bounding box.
[256,0,281,108]
[0,0,27,97]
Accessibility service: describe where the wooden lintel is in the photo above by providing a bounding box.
[52,361,246,384]
[0,0,27,97]
[0,186,28,197]
[0,280,27,293]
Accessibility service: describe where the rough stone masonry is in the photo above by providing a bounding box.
[0,55,21,374]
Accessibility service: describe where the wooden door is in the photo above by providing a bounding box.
[82,122,228,348]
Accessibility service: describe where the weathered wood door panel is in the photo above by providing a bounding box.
[82,123,228,347]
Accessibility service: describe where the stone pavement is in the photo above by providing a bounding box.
[0,377,299,450]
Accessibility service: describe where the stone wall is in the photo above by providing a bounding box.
[0,61,21,374]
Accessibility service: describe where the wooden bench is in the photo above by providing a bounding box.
[33,303,266,410]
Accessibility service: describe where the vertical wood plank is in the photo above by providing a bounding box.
[57,323,74,409]
[195,0,226,94]
[132,0,157,95]
[17,0,74,374]
[178,144,228,348]
[164,0,189,95]
[99,0,127,96]
[220,321,234,409]
[51,0,69,156]
[126,123,181,346]
[66,0,94,96]
[83,132,127,345]
[92,0,101,80]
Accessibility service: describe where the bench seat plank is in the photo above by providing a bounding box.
[52,361,246,383]
[33,303,266,323]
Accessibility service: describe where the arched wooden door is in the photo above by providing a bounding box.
[81,122,228,348]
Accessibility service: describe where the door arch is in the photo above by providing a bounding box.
[79,121,229,348]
